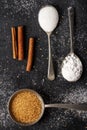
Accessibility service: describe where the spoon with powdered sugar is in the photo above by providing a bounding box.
[38,5,59,80]
[61,7,83,82]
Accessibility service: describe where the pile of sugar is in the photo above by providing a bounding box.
[9,90,42,124]
[61,53,83,82]
[38,5,59,32]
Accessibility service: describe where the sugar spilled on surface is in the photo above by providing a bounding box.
[13,0,37,14]
[2,0,38,16]
[62,87,87,120]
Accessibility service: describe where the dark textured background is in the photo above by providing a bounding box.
[0,0,87,130]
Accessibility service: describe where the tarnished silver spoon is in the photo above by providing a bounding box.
[38,5,59,80]
[61,7,83,82]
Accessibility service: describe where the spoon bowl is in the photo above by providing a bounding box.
[61,52,83,82]
[38,5,59,33]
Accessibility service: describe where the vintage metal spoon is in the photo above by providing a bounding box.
[38,5,59,80]
[61,7,83,82]
[8,89,87,126]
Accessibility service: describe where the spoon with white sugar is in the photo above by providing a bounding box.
[38,5,59,80]
[61,7,83,82]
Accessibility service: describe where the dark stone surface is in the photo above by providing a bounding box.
[0,0,87,130]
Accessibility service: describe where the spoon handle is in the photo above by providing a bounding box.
[47,33,55,81]
[45,103,87,111]
[68,7,74,53]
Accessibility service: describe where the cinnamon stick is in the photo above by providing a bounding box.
[11,27,17,59]
[26,38,34,72]
[18,26,24,60]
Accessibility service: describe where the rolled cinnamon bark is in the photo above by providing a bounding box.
[18,26,24,60]
[11,27,17,59]
[26,38,34,72]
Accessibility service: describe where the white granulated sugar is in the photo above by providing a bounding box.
[38,6,59,32]
[61,53,83,82]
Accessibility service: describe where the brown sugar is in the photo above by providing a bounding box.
[9,90,42,124]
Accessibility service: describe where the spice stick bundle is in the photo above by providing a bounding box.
[26,38,34,72]
[18,26,24,60]
[11,26,35,72]
[11,26,24,60]
[11,27,17,59]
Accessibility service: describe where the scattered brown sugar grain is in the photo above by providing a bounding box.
[9,90,42,124]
